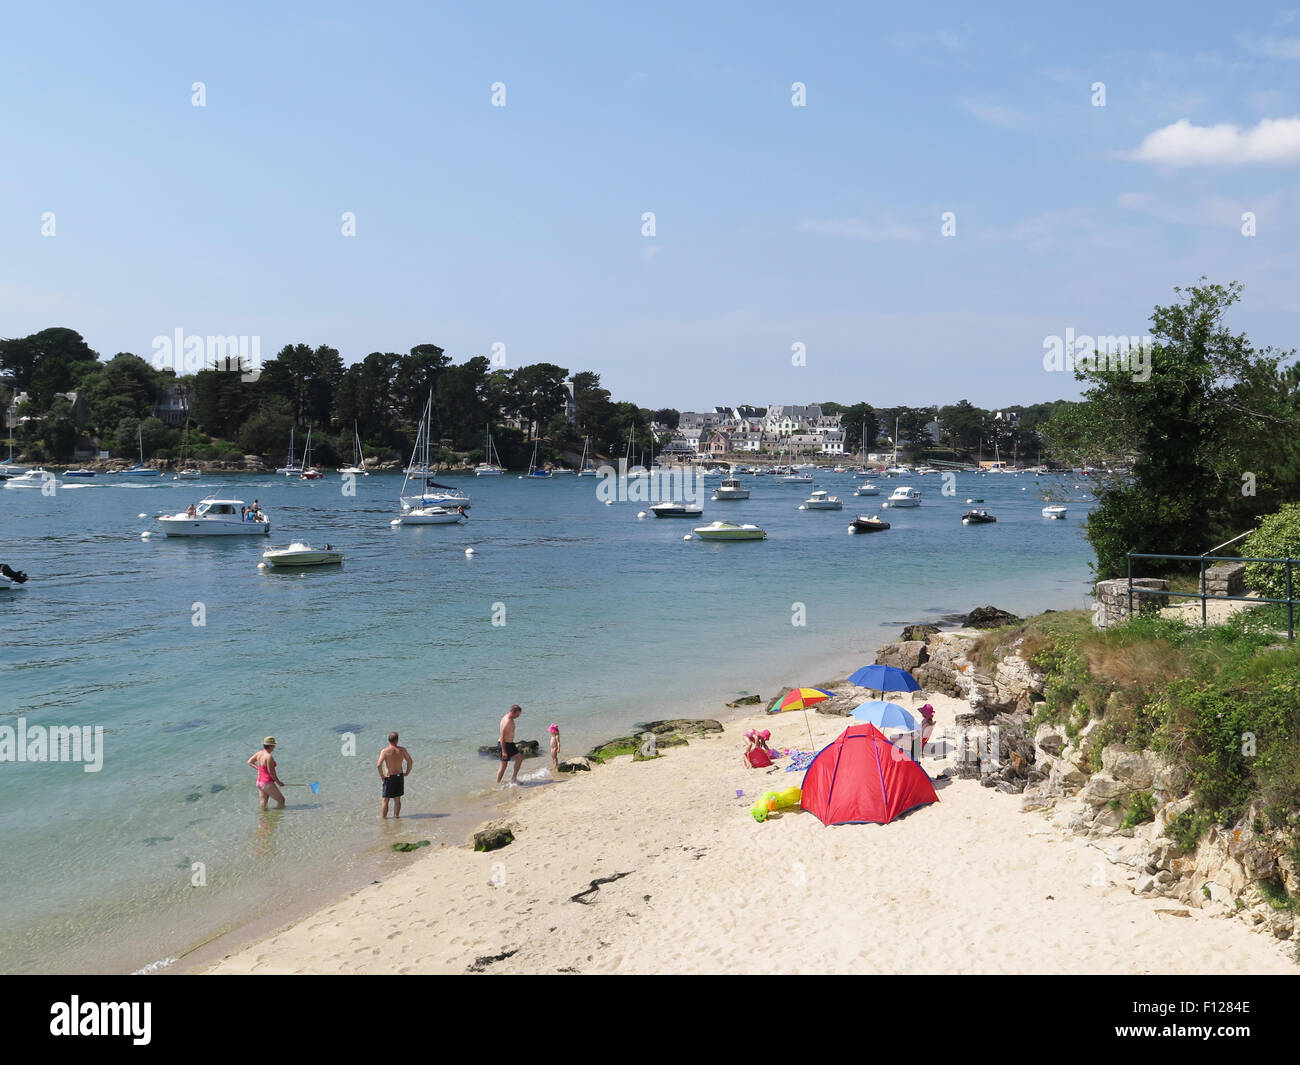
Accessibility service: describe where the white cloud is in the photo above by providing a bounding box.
[1116,191,1270,226]
[1125,116,1300,165]
[1238,33,1300,58]
[956,96,1033,130]
[797,217,924,242]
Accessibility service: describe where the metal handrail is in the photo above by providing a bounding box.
[1125,552,1295,640]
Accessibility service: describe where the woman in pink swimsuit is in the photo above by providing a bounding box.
[248,736,286,809]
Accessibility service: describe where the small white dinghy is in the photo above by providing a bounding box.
[262,542,344,567]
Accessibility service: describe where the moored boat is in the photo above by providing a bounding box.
[650,502,703,518]
[853,483,880,497]
[962,509,996,524]
[883,486,922,508]
[262,542,344,567]
[712,477,750,500]
[1042,504,1068,519]
[691,521,766,541]
[801,488,843,510]
[848,515,890,533]
[157,498,270,536]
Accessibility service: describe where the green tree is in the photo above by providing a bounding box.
[1045,280,1299,577]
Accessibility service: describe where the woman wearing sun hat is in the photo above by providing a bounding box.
[247,736,286,809]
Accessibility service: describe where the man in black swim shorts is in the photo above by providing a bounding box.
[377,731,413,818]
[496,704,524,785]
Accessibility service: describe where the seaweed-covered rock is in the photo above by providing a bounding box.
[478,739,540,758]
[557,757,593,773]
[472,822,516,852]
[725,695,762,707]
[637,718,723,737]
[964,605,1021,629]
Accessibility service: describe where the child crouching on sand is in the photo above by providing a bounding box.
[743,729,774,769]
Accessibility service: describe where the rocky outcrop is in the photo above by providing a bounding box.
[964,606,1021,629]
[874,641,928,673]
[900,624,941,642]
[557,757,593,773]
[637,718,723,738]
[587,719,719,763]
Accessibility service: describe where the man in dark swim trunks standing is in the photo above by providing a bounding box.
[377,731,413,818]
[496,705,523,785]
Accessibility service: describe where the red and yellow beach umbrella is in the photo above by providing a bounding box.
[771,687,833,751]
[773,687,834,712]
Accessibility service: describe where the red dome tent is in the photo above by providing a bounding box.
[800,723,939,826]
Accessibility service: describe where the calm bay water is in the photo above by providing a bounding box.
[0,468,1096,973]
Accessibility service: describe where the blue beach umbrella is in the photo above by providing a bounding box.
[850,701,916,731]
[847,664,921,695]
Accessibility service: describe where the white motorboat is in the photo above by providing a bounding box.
[712,478,750,500]
[1042,504,1068,519]
[63,468,96,478]
[883,486,922,508]
[157,497,270,536]
[0,564,29,590]
[854,483,880,497]
[3,469,57,489]
[691,521,766,541]
[801,488,842,510]
[262,542,344,567]
[650,502,703,518]
[176,468,201,479]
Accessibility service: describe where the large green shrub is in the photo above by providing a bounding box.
[1242,504,1300,602]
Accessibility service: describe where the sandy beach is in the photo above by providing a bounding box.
[205,689,1294,975]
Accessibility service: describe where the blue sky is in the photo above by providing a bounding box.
[3,1,1298,409]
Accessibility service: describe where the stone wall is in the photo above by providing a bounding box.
[1093,577,1168,629]
[1201,561,1246,598]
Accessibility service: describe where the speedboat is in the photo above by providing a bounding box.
[392,504,467,525]
[962,510,996,524]
[853,483,880,497]
[802,489,842,511]
[63,468,96,478]
[848,515,890,533]
[0,563,29,590]
[262,542,344,567]
[175,468,202,479]
[3,469,57,489]
[299,467,324,480]
[712,478,750,500]
[883,486,922,508]
[1042,504,1068,519]
[650,502,703,518]
[691,521,766,541]
[157,498,270,536]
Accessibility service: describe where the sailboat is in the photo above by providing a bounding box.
[474,427,505,476]
[338,424,368,475]
[524,439,552,479]
[278,427,302,476]
[299,426,323,479]
[175,414,200,478]
[577,436,597,476]
[394,392,468,524]
[125,424,160,477]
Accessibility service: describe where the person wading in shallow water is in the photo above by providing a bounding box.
[377,731,413,818]
[248,737,285,809]
[496,705,524,785]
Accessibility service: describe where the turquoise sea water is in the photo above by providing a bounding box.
[0,469,1096,973]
